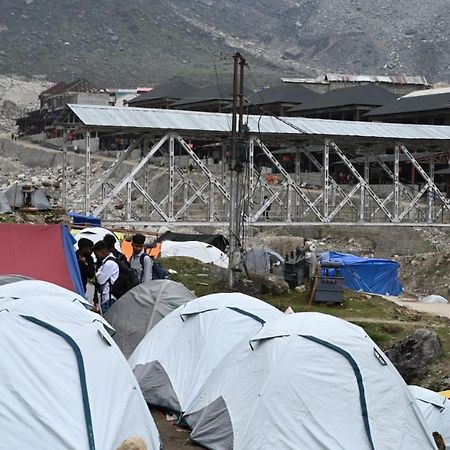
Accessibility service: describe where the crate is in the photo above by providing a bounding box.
[314,262,344,303]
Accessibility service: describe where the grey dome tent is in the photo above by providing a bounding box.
[244,246,284,276]
[0,275,31,286]
[0,192,12,213]
[128,293,283,415]
[184,313,435,450]
[4,183,51,210]
[104,280,196,359]
[0,280,161,449]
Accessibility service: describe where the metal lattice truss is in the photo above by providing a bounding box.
[69,130,450,227]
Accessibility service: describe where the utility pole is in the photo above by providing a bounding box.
[228,52,246,289]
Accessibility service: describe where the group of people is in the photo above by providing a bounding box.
[76,233,154,313]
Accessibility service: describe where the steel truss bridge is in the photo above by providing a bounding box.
[57,104,450,227]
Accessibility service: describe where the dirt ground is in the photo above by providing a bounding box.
[151,408,196,449]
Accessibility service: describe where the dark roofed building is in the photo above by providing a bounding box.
[365,89,450,125]
[288,84,398,121]
[247,84,318,116]
[127,81,196,109]
[17,78,107,137]
[281,73,430,95]
[172,84,253,113]
[38,81,68,108]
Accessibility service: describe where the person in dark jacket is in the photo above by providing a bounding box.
[103,234,129,266]
[76,238,95,293]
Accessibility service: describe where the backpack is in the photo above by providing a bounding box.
[104,256,139,299]
[152,260,170,280]
[139,253,169,280]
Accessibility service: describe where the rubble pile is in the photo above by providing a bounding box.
[256,232,375,259]
[0,75,51,132]
[399,250,450,298]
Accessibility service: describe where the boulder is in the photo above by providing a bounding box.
[385,329,442,383]
[261,274,289,296]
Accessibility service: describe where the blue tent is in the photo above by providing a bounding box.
[319,251,403,296]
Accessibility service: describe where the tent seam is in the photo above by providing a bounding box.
[300,334,375,450]
[21,315,96,450]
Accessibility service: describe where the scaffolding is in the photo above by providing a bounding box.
[57,104,450,227]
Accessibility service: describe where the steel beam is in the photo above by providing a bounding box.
[84,130,91,214]
[254,138,324,221]
[302,148,358,214]
[394,144,400,222]
[428,154,435,223]
[252,181,289,222]
[400,144,450,213]
[126,182,132,221]
[93,134,169,216]
[176,136,230,200]
[90,136,144,195]
[103,220,450,228]
[62,132,67,210]
[329,140,394,221]
[168,135,175,220]
[323,139,330,221]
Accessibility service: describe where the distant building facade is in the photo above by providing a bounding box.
[17,79,109,137]
[365,88,450,125]
[281,73,431,96]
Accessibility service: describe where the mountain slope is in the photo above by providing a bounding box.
[0,0,448,86]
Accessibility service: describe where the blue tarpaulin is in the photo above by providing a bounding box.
[319,251,403,296]
[68,211,101,227]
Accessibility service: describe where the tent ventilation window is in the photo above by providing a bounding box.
[374,348,387,366]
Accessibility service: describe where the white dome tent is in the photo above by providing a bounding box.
[128,293,283,415]
[74,226,121,251]
[409,385,450,445]
[0,281,160,450]
[183,313,435,450]
[104,280,196,359]
[160,240,229,268]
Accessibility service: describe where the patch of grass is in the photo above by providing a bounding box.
[161,255,450,389]
[160,257,227,297]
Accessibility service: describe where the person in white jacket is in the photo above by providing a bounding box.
[93,240,119,313]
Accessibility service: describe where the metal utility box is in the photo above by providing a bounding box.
[284,259,307,288]
[314,262,345,303]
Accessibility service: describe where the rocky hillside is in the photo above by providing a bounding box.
[0,0,449,86]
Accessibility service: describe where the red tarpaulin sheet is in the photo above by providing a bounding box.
[0,223,83,294]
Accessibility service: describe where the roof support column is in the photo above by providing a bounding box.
[101,184,107,220]
[84,129,91,214]
[221,140,228,212]
[126,181,132,221]
[62,131,67,211]
[399,144,450,223]
[248,138,255,210]
[209,182,215,222]
[183,181,189,221]
[286,183,292,222]
[394,144,400,222]
[359,150,369,222]
[295,147,301,211]
[168,135,175,221]
[428,153,435,223]
[323,138,330,222]
[143,136,150,219]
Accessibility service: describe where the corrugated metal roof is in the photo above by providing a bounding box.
[325,73,429,85]
[66,104,450,141]
[282,74,430,86]
[289,84,397,112]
